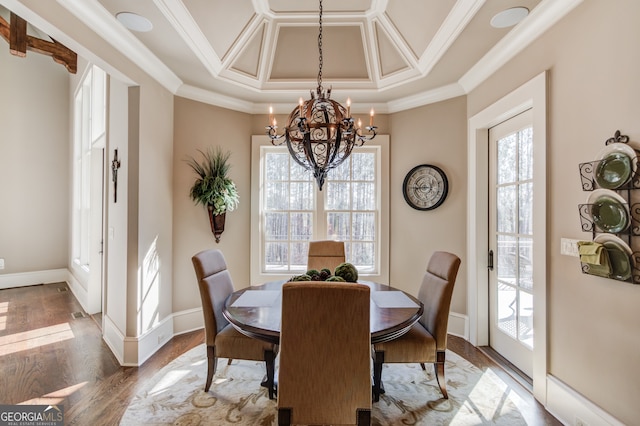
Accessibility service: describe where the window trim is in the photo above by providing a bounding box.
[71,65,106,280]
[250,135,389,285]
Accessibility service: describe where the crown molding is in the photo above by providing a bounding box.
[459,0,584,92]
[418,0,485,75]
[387,83,465,113]
[57,0,182,92]
[176,84,254,113]
[153,0,223,76]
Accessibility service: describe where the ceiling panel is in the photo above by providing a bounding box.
[422,0,542,89]
[230,22,266,78]
[268,0,372,13]
[185,0,255,61]
[270,25,368,80]
[374,22,410,77]
[385,0,457,59]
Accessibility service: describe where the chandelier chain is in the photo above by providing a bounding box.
[317,0,323,93]
[265,0,376,190]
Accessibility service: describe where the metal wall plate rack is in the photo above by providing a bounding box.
[577,130,640,284]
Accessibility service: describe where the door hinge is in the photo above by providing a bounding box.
[488,249,494,271]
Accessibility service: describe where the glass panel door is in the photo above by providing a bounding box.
[488,109,534,377]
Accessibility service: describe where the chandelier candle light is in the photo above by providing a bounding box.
[266,0,377,190]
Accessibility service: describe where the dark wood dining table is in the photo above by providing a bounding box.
[222,280,424,345]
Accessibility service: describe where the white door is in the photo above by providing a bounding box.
[488,109,534,377]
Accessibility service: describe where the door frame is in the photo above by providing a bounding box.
[467,71,547,403]
[86,144,105,315]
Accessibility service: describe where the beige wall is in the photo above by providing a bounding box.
[133,83,174,336]
[468,0,640,423]
[173,97,252,312]
[389,97,468,314]
[0,43,69,275]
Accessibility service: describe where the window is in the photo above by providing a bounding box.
[251,135,389,284]
[72,65,106,272]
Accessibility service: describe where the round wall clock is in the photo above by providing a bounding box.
[402,164,449,210]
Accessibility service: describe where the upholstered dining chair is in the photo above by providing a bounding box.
[277,282,371,426]
[192,249,278,399]
[307,240,346,272]
[372,251,461,402]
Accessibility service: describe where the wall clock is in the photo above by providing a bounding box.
[402,164,449,210]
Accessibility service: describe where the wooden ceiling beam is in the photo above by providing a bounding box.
[9,11,26,56]
[0,12,77,73]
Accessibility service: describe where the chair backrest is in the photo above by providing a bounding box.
[307,240,346,272]
[417,251,461,351]
[191,249,234,346]
[278,281,371,425]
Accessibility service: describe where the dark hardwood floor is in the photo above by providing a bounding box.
[0,282,560,425]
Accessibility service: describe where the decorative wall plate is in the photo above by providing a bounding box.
[595,143,636,189]
[587,189,629,233]
[594,234,633,280]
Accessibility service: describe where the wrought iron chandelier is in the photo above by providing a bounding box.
[266,0,377,190]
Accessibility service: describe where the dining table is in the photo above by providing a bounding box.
[223,279,423,345]
[222,280,423,397]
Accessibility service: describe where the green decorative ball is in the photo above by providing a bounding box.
[305,269,320,277]
[289,274,312,282]
[334,262,358,282]
[326,275,346,282]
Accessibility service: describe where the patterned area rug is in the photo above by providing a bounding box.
[121,345,527,425]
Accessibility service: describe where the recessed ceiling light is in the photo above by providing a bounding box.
[116,12,153,32]
[490,7,529,28]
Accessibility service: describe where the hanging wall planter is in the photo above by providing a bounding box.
[208,208,226,243]
[187,147,239,244]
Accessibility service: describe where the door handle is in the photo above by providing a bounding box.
[488,249,494,271]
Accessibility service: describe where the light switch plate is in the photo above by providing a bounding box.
[561,238,580,257]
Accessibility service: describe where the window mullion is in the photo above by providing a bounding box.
[316,186,326,239]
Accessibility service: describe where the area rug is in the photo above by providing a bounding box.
[120,345,526,425]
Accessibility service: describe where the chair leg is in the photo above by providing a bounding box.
[205,345,217,392]
[264,349,277,400]
[357,408,371,426]
[278,408,291,426]
[434,350,448,399]
[227,358,233,365]
[420,363,426,370]
[372,350,384,402]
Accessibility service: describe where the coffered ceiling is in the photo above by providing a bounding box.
[1,0,583,113]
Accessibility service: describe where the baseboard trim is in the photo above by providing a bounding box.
[0,268,68,290]
[135,315,175,366]
[173,307,203,335]
[106,317,175,367]
[65,271,88,313]
[103,315,126,365]
[546,375,624,426]
[448,312,468,339]
[104,309,200,367]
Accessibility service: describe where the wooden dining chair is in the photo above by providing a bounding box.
[307,240,346,272]
[192,249,278,399]
[372,251,461,402]
[277,281,371,426]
